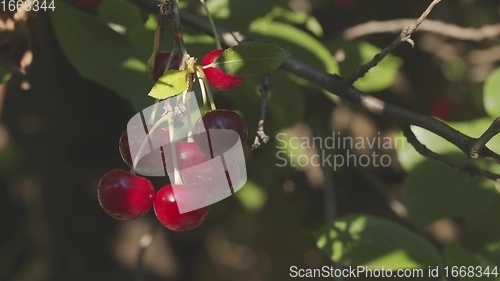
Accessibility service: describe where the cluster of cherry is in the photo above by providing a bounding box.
[98,49,248,231]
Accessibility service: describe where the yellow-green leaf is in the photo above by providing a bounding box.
[148,70,190,100]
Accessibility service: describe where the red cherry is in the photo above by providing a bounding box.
[429,97,452,120]
[153,52,181,82]
[163,141,211,174]
[201,49,244,91]
[119,125,170,174]
[176,141,211,169]
[154,184,209,231]
[72,0,102,9]
[98,169,155,220]
[181,153,240,188]
[193,109,248,156]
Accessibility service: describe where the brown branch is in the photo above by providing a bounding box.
[469,118,500,160]
[401,125,500,181]
[132,0,500,181]
[344,0,441,84]
[252,74,270,150]
[344,19,500,41]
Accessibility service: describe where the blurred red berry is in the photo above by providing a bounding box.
[429,97,452,120]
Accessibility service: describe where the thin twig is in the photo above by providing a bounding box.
[469,118,500,159]
[345,0,442,84]
[344,19,500,42]
[252,74,270,150]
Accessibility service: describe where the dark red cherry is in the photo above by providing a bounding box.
[201,49,244,91]
[163,141,210,174]
[154,184,209,231]
[176,141,211,168]
[119,125,170,174]
[193,109,248,156]
[153,52,181,82]
[181,154,239,188]
[98,169,155,220]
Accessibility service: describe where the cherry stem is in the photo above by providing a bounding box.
[185,93,194,142]
[132,114,169,169]
[129,167,136,175]
[199,0,222,49]
[169,0,189,69]
[195,65,216,111]
[149,48,180,125]
[167,112,182,185]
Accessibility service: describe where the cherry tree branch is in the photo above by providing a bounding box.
[345,0,441,84]
[134,0,500,181]
[344,19,500,42]
[401,125,500,180]
[469,118,500,160]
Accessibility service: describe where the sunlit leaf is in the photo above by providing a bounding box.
[148,70,190,99]
[214,42,290,77]
[395,118,500,171]
[483,67,500,118]
[250,18,338,75]
[316,214,443,269]
[50,2,151,111]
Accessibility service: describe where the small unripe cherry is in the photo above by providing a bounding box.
[98,169,155,220]
[201,49,244,91]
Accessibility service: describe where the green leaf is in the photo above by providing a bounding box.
[331,40,403,92]
[264,6,324,37]
[203,0,288,31]
[396,118,500,171]
[316,214,443,269]
[0,65,11,83]
[97,0,144,32]
[354,42,403,92]
[148,70,189,100]
[249,18,339,102]
[462,199,500,264]
[50,2,151,111]
[444,241,500,281]
[483,67,500,118]
[249,19,338,75]
[214,42,290,77]
[403,157,498,227]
